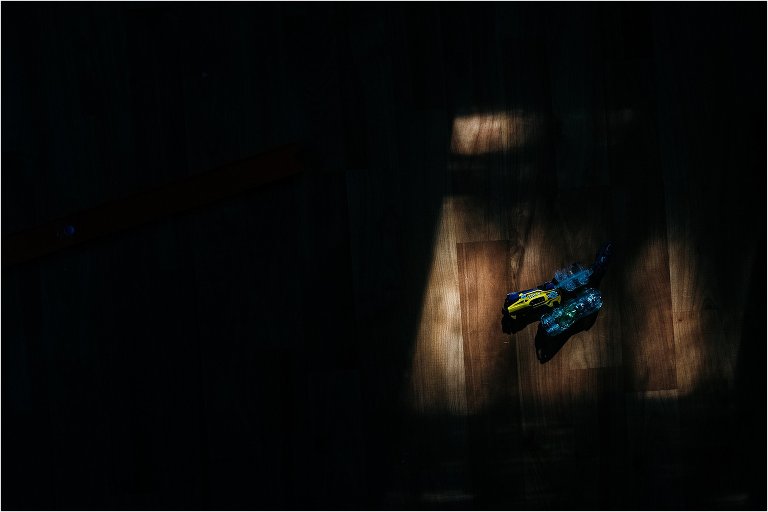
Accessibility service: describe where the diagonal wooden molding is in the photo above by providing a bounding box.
[2,146,303,265]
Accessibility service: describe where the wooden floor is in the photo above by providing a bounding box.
[2,3,765,510]
[353,4,766,508]
[406,111,747,507]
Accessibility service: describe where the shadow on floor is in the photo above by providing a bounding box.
[534,310,599,363]
[500,311,543,334]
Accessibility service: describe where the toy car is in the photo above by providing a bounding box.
[540,287,603,336]
[550,242,614,292]
[590,242,613,282]
[552,262,593,292]
[503,283,561,320]
[501,242,613,330]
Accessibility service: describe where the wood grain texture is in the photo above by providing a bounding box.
[551,190,622,371]
[456,240,526,507]
[456,241,516,414]
[409,198,467,415]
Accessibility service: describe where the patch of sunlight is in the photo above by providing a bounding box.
[409,197,468,415]
[450,111,531,155]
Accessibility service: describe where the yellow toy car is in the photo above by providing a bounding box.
[502,285,561,320]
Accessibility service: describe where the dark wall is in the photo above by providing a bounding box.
[2,3,765,510]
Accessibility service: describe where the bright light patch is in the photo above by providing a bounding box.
[450,112,529,155]
[409,197,467,415]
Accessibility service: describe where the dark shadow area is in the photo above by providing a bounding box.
[730,242,766,510]
[501,310,542,334]
[1,4,452,510]
[535,310,599,363]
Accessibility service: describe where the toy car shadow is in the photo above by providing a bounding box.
[501,311,542,334]
[534,310,599,363]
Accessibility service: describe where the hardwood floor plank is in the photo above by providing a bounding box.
[510,203,578,506]
[456,239,526,506]
[456,240,516,414]
[552,190,622,371]
[614,229,676,391]
[409,198,467,415]
[600,6,677,392]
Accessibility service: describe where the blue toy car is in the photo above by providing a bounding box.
[540,288,603,337]
[553,262,593,292]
